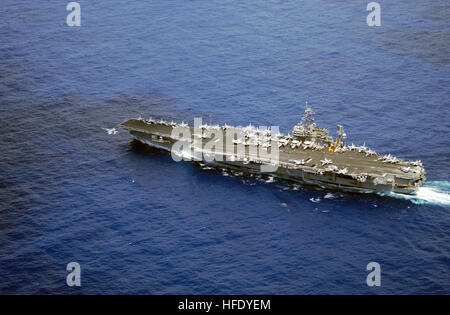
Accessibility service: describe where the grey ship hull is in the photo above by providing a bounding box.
[119,119,425,195]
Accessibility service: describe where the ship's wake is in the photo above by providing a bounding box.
[386,181,450,207]
[197,158,450,207]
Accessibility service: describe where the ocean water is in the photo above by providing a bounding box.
[0,0,449,294]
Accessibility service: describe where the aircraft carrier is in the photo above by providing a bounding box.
[118,106,426,195]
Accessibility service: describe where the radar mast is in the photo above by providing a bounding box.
[302,102,315,129]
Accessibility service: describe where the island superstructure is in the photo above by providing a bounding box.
[118,106,425,195]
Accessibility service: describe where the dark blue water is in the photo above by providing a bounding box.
[1,1,449,294]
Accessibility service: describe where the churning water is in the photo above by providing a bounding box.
[388,182,450,206]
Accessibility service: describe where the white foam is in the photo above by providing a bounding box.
[324,193,336,199]
[387,181,450,207]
